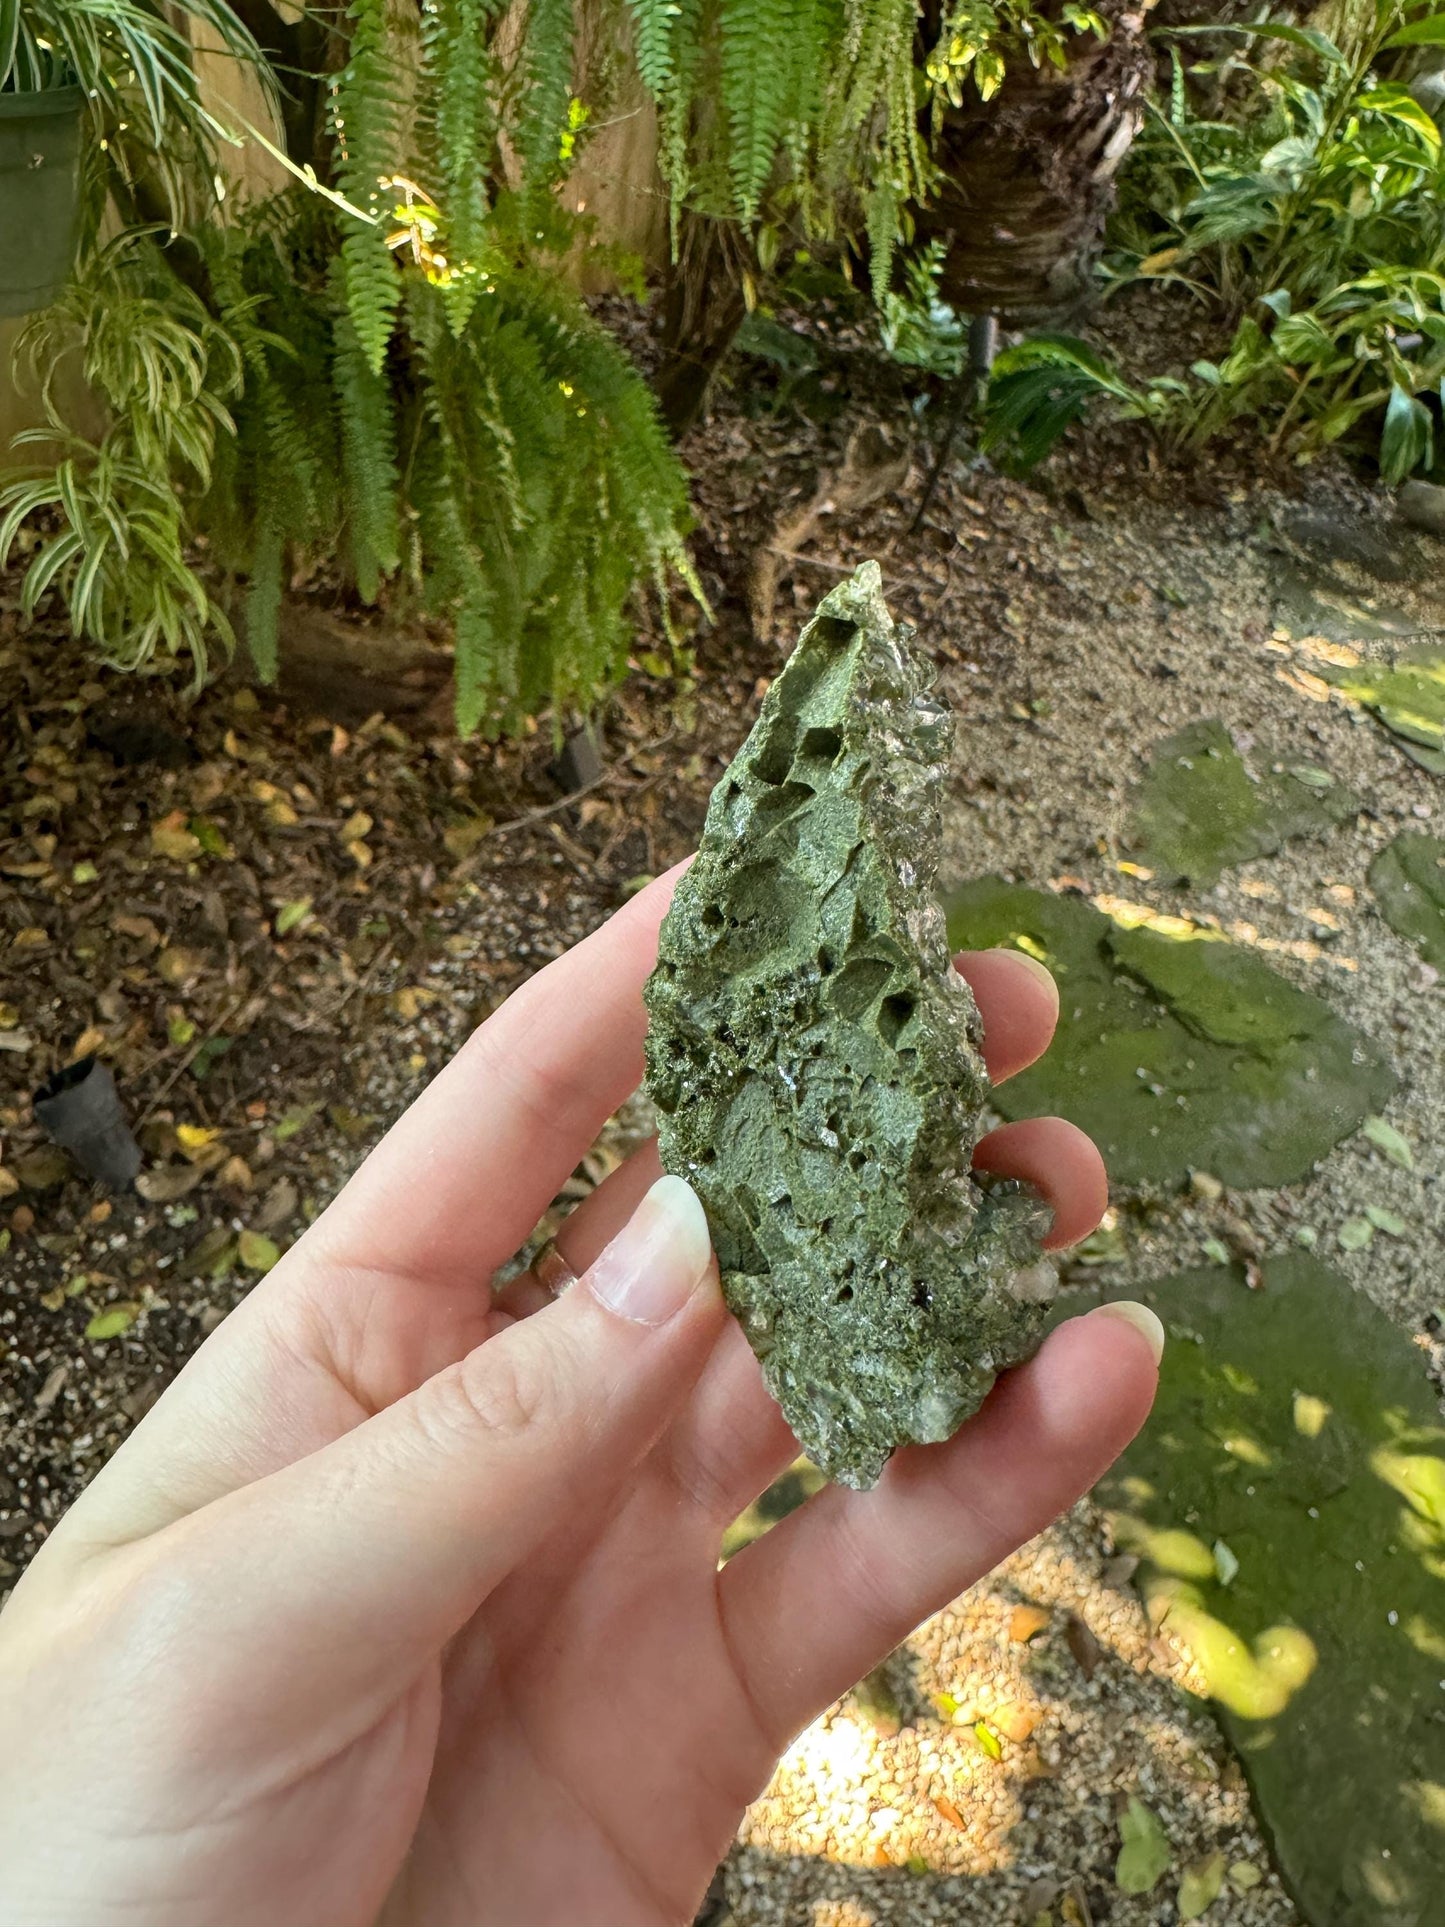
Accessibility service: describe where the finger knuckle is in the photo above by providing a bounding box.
[446,1338,555,1445]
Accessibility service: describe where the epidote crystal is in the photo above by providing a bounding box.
[642,562,1050,1488]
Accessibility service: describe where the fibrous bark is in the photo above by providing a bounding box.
[916,0,1151,320]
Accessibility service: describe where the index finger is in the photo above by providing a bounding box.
[308,861,692,1289]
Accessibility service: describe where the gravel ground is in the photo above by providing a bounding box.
[3,371,1441,1926]
[705,442,1442,1927]
[730,1504,1293,1927]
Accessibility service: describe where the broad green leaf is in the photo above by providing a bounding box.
[1363,1116,1414,1168]
[1117,1796,1172,1893]
[1380,383,1433,484]
[274,1102,321,1143]
[973,1720,1003,1760]
[86,1304,141,1341]
[1272,314,1337,367]
[1339,1217,1375,1251]
[1168,20,1345,62]
[1179,1851,1227,1920]
[1384,13,1445,46]
[1356,86,1442,152]
[0,0,20,81]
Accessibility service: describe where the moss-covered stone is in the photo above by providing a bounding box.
[1127,719,1357,887]
[1081,1257,1445,1927]
[644,564,1049,1489]
[1370,833,1445,969]
[946,880,1395,1188]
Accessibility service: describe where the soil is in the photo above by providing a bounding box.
[2,293,1441,1925]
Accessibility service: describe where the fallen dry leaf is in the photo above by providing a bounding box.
[135,1164,206,1203]
[1010,1603,1052,1643]
[34,1364,69,1413]
[1064,1613,1103,1680]
[15,1148,71,1190]
[151,812,202,861]
[114,914,161,946]
[157,946,207,988]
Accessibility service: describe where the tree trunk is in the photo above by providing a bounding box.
[654,212,753,436]
[915,0,1152,321]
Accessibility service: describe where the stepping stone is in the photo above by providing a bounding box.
[1370,834,1445,968]
[1127,719,1357,887]
[946,881,1395,1187]
[1081,1256,1445,1927]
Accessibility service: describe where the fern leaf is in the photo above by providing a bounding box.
[720,0,792,220]
[453,584,501,736]
[428,0,502,269]
[516,0,577,191]
[627,0,682,96]
[333,294,400,603]
[335,0,403,372]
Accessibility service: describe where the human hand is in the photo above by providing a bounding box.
[0,864,1160,1927]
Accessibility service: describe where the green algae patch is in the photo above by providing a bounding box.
[1079,1256,1445,1927]
[1127,719,1358,887]
[946,881,1394,1188]
[644,564,1049,1489]
[1370,833,1445,969]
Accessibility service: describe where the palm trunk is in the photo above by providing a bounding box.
[916,0,1152,321]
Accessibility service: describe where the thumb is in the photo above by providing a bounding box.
[164,1176,723,1708]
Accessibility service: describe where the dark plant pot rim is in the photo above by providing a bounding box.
[0,83,86,120]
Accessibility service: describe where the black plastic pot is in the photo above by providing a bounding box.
[33,1055,142,1190]
[0,86,85,318]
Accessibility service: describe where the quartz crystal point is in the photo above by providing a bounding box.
[643,562,1051,1488]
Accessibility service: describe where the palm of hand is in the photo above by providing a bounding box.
[0,870,1155,1927]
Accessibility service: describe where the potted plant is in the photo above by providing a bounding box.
[0,0,269,316]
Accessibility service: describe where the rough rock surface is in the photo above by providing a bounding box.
[643,562,1049,1488]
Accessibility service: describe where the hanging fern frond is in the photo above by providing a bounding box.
[245,512,284,680]
[626,0,683,96]
[334,0,404,372]
[426,0,503,270]
[515,0,577,192]
[818,0,929,203]
[720,0,794,221]
[333,301,401,604]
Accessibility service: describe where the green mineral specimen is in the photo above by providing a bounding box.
[643,562,1050,1489]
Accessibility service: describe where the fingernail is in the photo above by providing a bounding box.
[1093,1299,1165,1365]
[1000,947,1058,1002]
[587,1175,714,1328]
